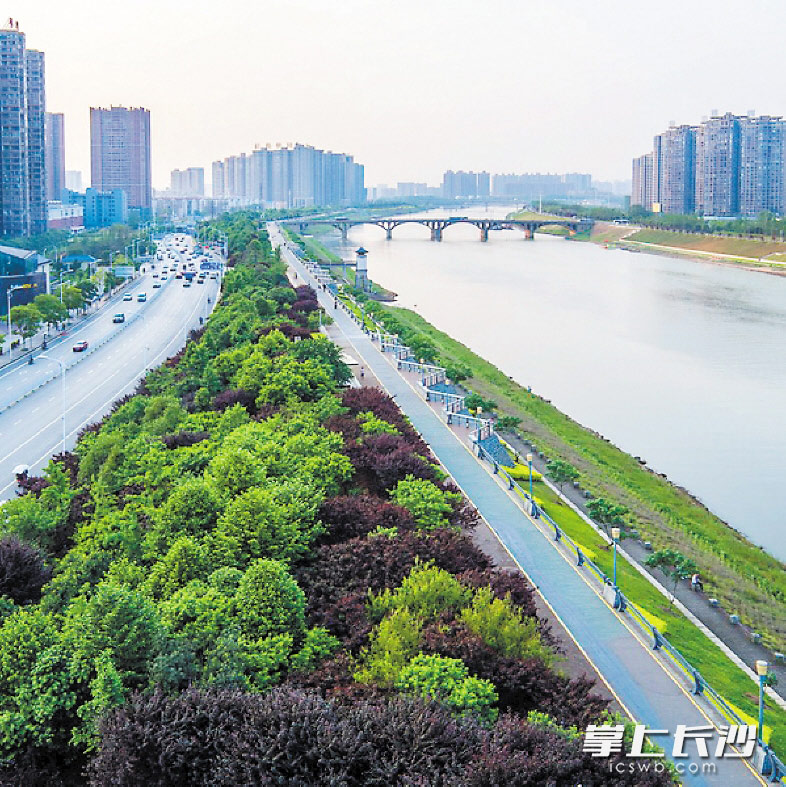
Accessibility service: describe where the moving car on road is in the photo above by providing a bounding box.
[112,313,125,324]
[72,340,89,352]
[123,293,133,301]
[137,293,147,302]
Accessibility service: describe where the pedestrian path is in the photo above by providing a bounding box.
[274,226,766,786]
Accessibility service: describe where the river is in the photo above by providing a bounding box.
[318,206,786,562]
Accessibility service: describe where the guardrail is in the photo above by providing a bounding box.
[473,440,785,782]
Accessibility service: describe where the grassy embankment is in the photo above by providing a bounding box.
[380,307,786,650]
[379,305,786,751]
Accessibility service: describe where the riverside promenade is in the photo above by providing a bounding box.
[271,224,766,786]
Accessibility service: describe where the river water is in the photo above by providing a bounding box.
[321,207,786,562]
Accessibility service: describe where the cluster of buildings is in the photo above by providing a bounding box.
[0,19,154,237]
[440,170,595,201]
[632,112,786,217]
[211,144,365,208]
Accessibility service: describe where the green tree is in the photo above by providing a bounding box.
[444,363,471,383]
[586,497,628,533]
[62,285,85,313]
[546,459,579,491]
[32,294,68,331]
[645,549,699,604]
[10,304,41,346]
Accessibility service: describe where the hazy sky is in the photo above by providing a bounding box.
[16,0,786,188]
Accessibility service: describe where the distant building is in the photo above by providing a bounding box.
[170,167,205,197]
[657,125,696,214]
[83,187,128,228]
[631,153,654,209]
[739,115,785,217]
[0,19,47,237]
[633,111,786,217]
[90,106,152,219]
[213,143,365,207]
[442,170,490,199]
[65,170,83,192]
[47,201,83,230]
[45,112,66,201]
[490,172,593,201]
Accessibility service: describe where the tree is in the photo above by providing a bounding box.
[585,497,628,533]
[33,294,68,332]
[9,304,41,346]
[546,459,579,491]
[61,285,85,313]
[444,363,471,383]
[645,549,698,604]
[495,415,521,431]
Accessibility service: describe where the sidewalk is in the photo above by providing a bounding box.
[278,228,765,786]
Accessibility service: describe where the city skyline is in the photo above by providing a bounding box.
[17,0,786,190]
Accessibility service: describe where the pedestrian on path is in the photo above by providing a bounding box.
[360,365,365,379]
[691,573,703,592]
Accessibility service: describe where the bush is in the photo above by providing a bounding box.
[317,495,415,545]
[390,476,458,530]
[0,536,52,605]
[395,653,498,723]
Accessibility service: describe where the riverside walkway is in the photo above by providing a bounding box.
[271,224,766,786]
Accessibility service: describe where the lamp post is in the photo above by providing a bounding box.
[526,453,534,500]
[756,660,768,745]
[38,354,66,454]
[611,527,621,586]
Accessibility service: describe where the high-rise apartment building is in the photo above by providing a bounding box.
[90,106,152,219]
[442,170,490,199]
[212,143,364,207]
[739,115,785,217]
[0,19,47,237]
[45,112,65,201]
[634,112,786,217]
[657,125,696,214]
[170,167,205,197]
[631,153,653,209]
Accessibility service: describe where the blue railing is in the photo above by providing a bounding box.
[474,441,786,782]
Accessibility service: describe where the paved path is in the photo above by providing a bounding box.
[272,223,766,787]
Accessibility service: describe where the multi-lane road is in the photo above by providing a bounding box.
[0,234,222,502]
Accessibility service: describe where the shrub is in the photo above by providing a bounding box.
[460,587,553,665]
[391,476,458,530]
[316,495,415,545]
[0,536,52,605]
[395,653,498,723]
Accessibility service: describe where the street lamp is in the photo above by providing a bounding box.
[526,453,534,500]
[611,527,621,587]
[756,660,768,745]
[38,354,66,455]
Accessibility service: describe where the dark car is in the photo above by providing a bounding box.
[72,340,89,352]
[112,313,125,324]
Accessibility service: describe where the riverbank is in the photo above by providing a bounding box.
[587,222,786,275]
[376,305,786,656]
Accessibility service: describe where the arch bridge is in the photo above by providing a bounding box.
[285,215,590,242]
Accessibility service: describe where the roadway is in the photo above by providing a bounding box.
[0,234,222,501]
[270,221,766,787]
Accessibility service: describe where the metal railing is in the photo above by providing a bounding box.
[473,440,786,783]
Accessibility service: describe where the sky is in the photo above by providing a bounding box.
[14,0,786,189]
